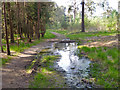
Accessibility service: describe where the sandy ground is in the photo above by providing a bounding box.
[82,35,118,47]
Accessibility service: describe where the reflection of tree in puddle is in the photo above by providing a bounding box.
[53,42,91,88]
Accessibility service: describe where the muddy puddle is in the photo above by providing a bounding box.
[39,41,94,88]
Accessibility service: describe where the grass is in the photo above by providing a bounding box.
[77,46,119,88]
[1,30,56,65]
[49,29,117,40]
[29,55,67,88]
[2,58,9,65]
[66,31,117,40]
[0,56,12,66]
[10,39,43,52]
[1,30,117,53]
[43,30,56,39]
[1,30,56,53]
[26,58,38,73]
[49,29,68,35]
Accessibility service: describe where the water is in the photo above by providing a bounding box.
[40,42,92,88]
[52,42,91,88]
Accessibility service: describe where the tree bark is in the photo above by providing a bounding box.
[74,0,76,21]
[17,2,22,39]
[81,0,85,32]
[41,20,46,37]
[0,25,4,53]
[7,2,14,43]
[27,18,29,39]
[28,20,32,42]
[37,2,40,39]
[0,3,3,53]
[35,22,38,39]
[3,2,10,55]
[16,2,19,46]
[30,21,33,38]
[23,2,27,38]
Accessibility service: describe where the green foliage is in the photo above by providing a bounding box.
[66,31,116,40]
[29,72,50,88]
[2,30,56,53]
[41,55,58,63]
[106,48,118,59]
[61,20,69,29]
[90,47,97,52]
[1,58,8,65]
[2,39,6,44]
[51,9,118,32]
[29,55,67,88]
[26,2,54,23]
[43,30,56,39]
[10,39,42,52]
[47,6,67,29]
[50,29,116,40]
[1,56,12,65]
[80,46,91,53]
[27,59,37,71]
[67,19,81,31]
[49,29,67,35]
[97,51,107,60]
[106,10,118,31]
[78,46,119,88]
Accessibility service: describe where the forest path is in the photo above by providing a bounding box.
[81,34,118,47]
[2,32,66,88]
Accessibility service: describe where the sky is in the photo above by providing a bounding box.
[52,0,119,16]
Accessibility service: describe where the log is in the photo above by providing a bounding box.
[59,40,76,43]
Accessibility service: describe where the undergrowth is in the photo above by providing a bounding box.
[77,46,119,88]
[1,30,56,53]
[49,29,117,40]
[29,55,67,88]
[0,56,12,66]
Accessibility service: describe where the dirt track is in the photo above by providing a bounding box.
[2,32,118,88]
[2,32,65,88]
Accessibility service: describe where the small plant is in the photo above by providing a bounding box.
[77,46,119,88]
[1,56,12,65]
[2,58,8,65]
[97,51,107,60]
[80,46,91,53]
[106,48,118,60]
[1,30,56,53]
[29,55,67,88]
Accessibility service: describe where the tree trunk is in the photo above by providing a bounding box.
[30,21,33,38]
[28,20,32,43]
[7,2,14,43]
[0,3,3,53]
[37,2,40,39]
[3,2,10,55]
[16,2,20,46]
[35,22,38,39]
[74,0,76,21]
[23,2,26,38]
[0,25,4,53]
[81,0,85,32]
[17,2,22,39]
[41,20,46,38]
[0,45,4,53]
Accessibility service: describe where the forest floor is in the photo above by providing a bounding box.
[1,31,119,88]
[1,32,66,88]
[48,30,119,88]
[81,34,118,47]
